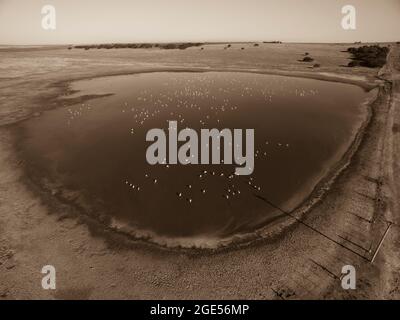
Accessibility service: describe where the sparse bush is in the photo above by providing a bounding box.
[302,56,314,62]
[313,63,320,68]
[254,43,259,47]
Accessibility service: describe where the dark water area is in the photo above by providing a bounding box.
[18,72,372,247]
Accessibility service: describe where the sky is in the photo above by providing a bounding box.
[0,0,399,45]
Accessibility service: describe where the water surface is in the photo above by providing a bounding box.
[19,72,371,247]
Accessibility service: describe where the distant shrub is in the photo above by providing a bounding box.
[347,45,389,68]
[313,63,321,68]
[227,44,231,48]
[302,56,314,62]
[163,43,178,49]
[254,43,259,47]
[241,47,245,50]
[139,43,153,49]
[304,52,309,56]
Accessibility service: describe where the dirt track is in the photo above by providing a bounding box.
[0,43,399,299]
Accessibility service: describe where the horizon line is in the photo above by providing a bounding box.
[1,40,398,47]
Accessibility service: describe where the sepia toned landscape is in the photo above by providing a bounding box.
[0,41,399,300]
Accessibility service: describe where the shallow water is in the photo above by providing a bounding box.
[19,71,371,247]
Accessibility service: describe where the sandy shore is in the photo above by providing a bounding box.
[0,43,399,299]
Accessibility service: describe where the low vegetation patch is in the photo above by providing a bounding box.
[74,43,203,50]
[302,56,314,62]
[347,45,389,68]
